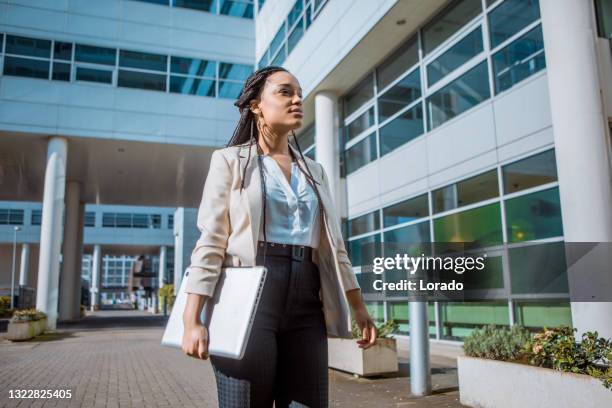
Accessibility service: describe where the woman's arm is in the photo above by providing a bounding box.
[182,149,233,359]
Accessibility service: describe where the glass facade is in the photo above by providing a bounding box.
[340,0,546,171]
[347,148,568,340]
[257,0,329,69]
[1,33,252,100]
[131,0,254,18]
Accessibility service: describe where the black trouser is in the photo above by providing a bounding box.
[210,241,328,408]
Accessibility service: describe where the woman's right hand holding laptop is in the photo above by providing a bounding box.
[182,293,210,360]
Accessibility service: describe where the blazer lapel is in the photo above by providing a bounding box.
[239,141,331,263]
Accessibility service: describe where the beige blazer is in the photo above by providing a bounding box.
[184,141,361,338]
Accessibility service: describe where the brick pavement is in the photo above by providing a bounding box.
[0,310,466,408]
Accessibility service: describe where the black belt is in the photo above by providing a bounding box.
[257,240,313,262]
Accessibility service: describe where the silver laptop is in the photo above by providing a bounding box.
[161,266,267,360]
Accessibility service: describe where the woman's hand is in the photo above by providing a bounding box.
[353,306,377,349]
[182,323,210,360]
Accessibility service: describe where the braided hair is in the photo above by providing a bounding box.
[227,66,325,248]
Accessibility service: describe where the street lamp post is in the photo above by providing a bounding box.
[11,226,22,310]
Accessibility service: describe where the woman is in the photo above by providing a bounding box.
[181,66,377,407]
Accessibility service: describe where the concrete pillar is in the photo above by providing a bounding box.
[36,136,68,330]
[159,245,167,289]
[59,181,81,321]
[540,0,612,339]
[173,207,198,296]
[314,91,341,212]
[90,244,102,311]
[19,243,30,286]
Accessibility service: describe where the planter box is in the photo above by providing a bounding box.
[7,318,46,341]
[328,337,398,376]
[458,356,612,408]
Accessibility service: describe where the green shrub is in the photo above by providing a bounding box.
[463,324,531,361]
[351,318,398,339]
[525,326,612,390]
[0,296,13,318]
[158,284,175,310]
[11,308,47,323]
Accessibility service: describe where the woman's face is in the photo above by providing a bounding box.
[251,71,303,134]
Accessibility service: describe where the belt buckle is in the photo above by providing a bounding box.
[292,245,305,261]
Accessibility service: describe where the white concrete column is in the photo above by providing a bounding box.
[314,91,341,212]
[540,0,612,339]
[19,243,30,286]
[90,244,102,311]
[36,136,68,330]
[159,245,167,289]
[59,181,81,321]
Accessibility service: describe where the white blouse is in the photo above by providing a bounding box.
[257,155,321,249]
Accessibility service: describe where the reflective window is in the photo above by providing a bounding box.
[427,61,490,130]
[76,67,113,84]
[383,193,429,227]
[427,26,483,87]
[31,209,42,226]
[52,62,71,81]
[379,104,424,156]
[384,220,430,243]
[6,35,51,58]
[287,0,303,27]
[509,241,568,294]
[85,212,96,227]
[0,209,25,225]
[119,50,167,72]
[347,210,380,237]
[295,125,315,151]
[433,169,498,213]
[118,70,166,91]
[344,75,374,118]
[345,132,376,175]
[595,0,612,38]
[75,44,116,66]
[502,149,557,194]
[505,187,563,243]
[271,46,286,66]
[439,301,509,340]
[4,56,49,79]
[433,202,503,248]
[492,24,545,93]
[345,107,375,142]
[171,56,216,77]
[258,0,265,11]
[170,76,216,96]
[348,233,381,267]
[135,0,169,4]
[488,0,540,49]
[219,62,252,81]
[287,20,304,54]
[53,41,72,60]
[173,0,216,12]
[219,0,254,18]
[513,300,572,328]
[270,24,285,60]
[378,68,421,123]
[218,80,243,98]
[422,0,482,55]
[388,302,409,334]
[377,37,419,90]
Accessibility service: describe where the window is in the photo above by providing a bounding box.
[102,212,162,228]
[75,44,116,66]
[433,202,503,248]
[345,132,376,175]
[170,57,216,96]
[595,0,612,38]
[384,220,431,243]
[0,209,24,225]
[31,209,42,226]
[513,300,572,329]
[173,0,216,12]
[509,241,569,294]
[345,107,375,142]
[379,104,424,156]
[378,68,421,123]
[383,194,429,227]
[433,169,498,213]
[439,301,509,340]
[219,0,254,18]
[3,35,51,79]
[422,0,482,55]
[377,37,419,91]
[488,0,541,49]
[348,234,381,267]
[118,70,166,91]
[344,75,374,118]
[85,212,96,227]
[492,24,545,93]
[118,50,167,91]
[347,210,380,237]
[426,61,490,130]
[427,26,483,87]
[502,149,557,194]
[504,187,563,242]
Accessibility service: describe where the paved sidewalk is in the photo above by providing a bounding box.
[0,310,466,407]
